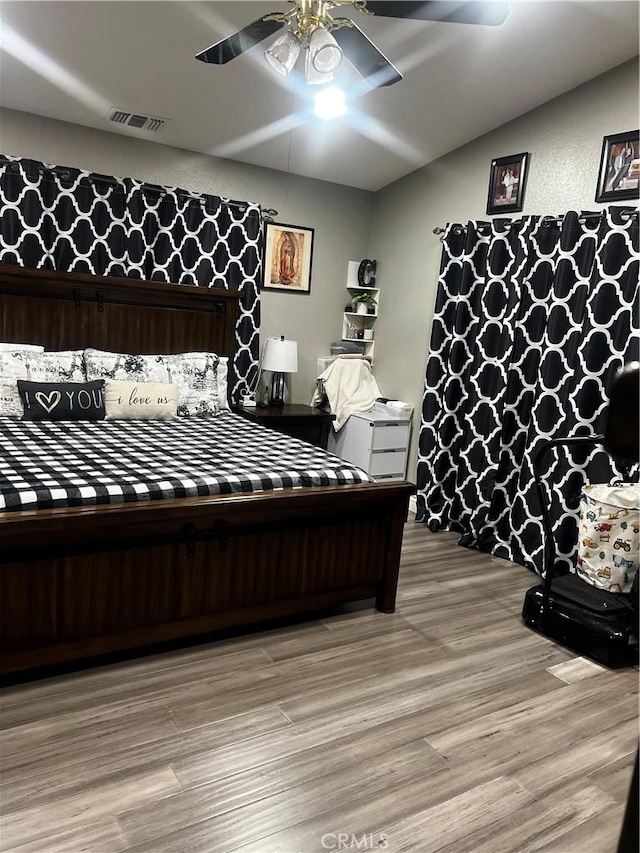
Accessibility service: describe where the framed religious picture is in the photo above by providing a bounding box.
[262,222,314,294]
[595,130,640,203]
[486,152,530,215]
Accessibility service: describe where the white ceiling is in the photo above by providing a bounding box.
[0,1,638,192]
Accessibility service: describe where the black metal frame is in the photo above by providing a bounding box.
[594,129,640,203]
[486,151,530,215]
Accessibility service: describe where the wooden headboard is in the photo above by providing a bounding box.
[0,265,242,362]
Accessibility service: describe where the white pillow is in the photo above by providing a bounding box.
[84,349,219,417]
[217,356,229,410]
[0,351,31,416]
[104,379,178,420]
[30,351,85,382]
[0,350,85,417]
[0,343,44,352]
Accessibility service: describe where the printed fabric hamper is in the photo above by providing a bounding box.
[576,484,639,593]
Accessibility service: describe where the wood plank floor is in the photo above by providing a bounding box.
[1,520,637,853]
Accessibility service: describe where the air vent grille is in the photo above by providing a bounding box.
[107,108,168,133]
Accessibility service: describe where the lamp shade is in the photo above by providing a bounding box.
[308,26,342,74]
[305,48,334,85]
[264,31,301,76]
[262,337,298,373]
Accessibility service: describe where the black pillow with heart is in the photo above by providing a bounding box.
[17,380,106,421]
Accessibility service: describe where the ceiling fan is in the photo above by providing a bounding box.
[196,0,510,89]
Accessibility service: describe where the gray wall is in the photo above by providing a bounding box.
[369,57,639,481]
[1,57,638,475]
[0,107,373,402]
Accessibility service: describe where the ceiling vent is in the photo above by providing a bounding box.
[107,108,168,133]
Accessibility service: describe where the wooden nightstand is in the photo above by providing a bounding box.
[232,403,335,450]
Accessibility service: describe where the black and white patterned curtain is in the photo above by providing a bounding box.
[417,207,639,575]
[0,155,263,401]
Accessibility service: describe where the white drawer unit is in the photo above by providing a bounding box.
[327,411,411,482]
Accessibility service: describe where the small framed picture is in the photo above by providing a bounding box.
[262,222,314,294]
[486,152,529,215]
[595,130,639,203]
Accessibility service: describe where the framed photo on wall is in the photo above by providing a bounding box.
[262,222,314,294]
[486,152,530,215]
[595,130,639,203]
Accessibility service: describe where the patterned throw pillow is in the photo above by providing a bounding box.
[103,379,178,420]
[29,350,85,382]
[0,343,44,352]
[217,356,229,411]
[0,350,85,416]
[0,351,30,416]
[84,349,220,417]
[18,380,105,421]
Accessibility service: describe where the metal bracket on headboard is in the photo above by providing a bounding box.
[96,291,104,312]
[73,289,81,311]
[215,302,226,323]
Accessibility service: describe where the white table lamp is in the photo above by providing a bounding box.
[262,336,298,406]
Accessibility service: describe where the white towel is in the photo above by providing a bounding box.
[312,358,381,431]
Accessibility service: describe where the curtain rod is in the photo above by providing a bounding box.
[433,208,638,236]
[0,157,278,220]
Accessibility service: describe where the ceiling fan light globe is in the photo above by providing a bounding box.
[305,50,334,85]
[264,30,301,76]
[309,27,342,74]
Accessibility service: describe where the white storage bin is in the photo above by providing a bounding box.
[327,410,412,482]
[370,450,408,477]
[371,421,411,451]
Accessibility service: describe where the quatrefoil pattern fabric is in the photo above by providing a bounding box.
[0,155,262,403]
[416,208,639,575]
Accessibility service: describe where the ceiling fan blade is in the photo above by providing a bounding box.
[196,17,284,64]
[364,1,510,26]
[333,22,403,88]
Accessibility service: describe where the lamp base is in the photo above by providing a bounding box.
[269,371,286,407]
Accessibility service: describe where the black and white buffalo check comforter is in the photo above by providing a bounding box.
[0,412,373,512]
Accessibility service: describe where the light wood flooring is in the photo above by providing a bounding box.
[1,519,638,853]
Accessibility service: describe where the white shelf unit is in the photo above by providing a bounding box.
[327,410,411,482]
[341,286,379,362]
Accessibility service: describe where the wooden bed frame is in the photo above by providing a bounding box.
[0,265,413,676]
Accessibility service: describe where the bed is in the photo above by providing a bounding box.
[0,264,413,676]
